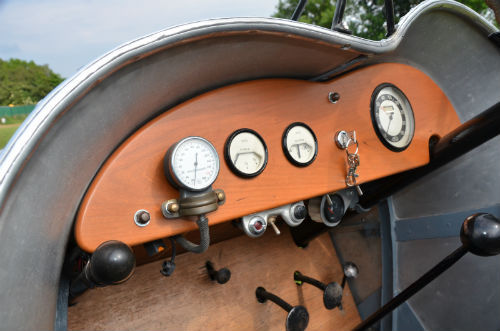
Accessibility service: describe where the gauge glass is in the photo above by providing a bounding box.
[169,137,219,191]
[321,194,344,227]
[225,129,267,178]
[282,123,318,167]
[371,84,415,151]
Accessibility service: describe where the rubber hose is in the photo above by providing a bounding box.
[173,215,210,254]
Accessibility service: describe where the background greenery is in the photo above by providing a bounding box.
[273,0,498,40]
[0,59,63,148]
[0,0,497,148]
[0,58,64,106]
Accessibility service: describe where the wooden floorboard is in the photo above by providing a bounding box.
[68,228,361,330]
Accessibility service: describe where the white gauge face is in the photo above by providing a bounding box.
[283,123,317,166]
[372,85,415,151]
[170,137,219,191]
[226,130,267,177]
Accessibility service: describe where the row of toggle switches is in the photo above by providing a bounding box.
[241,201,307,238]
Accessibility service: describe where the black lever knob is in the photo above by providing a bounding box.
[341,262,359,288]
[70,240,135,299]
[294,271,342,310]
[460,213,500,256]
[256,287,309,331]
[206,261,231,284]
[88,240,136,285]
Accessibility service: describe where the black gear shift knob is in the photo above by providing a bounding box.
[70,240,135,299]
[87,240,136,285]
[461,213,500,256]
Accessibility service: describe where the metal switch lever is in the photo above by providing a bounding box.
[256,287,309,331]
[268,216,281,235]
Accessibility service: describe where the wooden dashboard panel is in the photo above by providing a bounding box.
[75,63,460,252]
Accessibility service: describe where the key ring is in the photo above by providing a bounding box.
[344,137,359,156]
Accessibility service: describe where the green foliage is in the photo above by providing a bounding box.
[0,58,64,106]
[0,124,21,149]
[273,0,498,40]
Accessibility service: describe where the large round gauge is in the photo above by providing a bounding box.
[164,136,219,191]
[371,83,415,152]
[224,129,268,178]
[282,122,318,167]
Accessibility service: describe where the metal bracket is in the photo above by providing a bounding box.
[161,189,225,219]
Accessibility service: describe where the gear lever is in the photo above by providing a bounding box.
[69,240,135,299]
[353,213,500,331]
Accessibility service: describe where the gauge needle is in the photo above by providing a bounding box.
[386,112,394,133]
[297,144,301,158]
[193,152,198,185]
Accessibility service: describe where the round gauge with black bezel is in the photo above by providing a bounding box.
[282,122,318,167]
[164,136,219,191]
[224,129,268,178]
[371,83,415,152]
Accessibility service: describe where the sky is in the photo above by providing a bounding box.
[0,0,279,78]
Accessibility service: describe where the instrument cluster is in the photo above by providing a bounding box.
[75,63,460,252]
[168,83,415,188]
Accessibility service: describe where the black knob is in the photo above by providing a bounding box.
[256,287,309,331]
[88,240,136,285]
[293,205,307,220]
[460,213,500,256]
[341,262,359,288]
[206,261,231,284]
[294,271,342,310]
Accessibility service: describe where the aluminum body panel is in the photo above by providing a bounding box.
[387,10,500,218]
[0,1,497,329]
[396,238,500,331]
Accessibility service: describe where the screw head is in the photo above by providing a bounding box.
[328,92,340,104]
[134,210,150,227]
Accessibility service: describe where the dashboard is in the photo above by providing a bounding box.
[75,63,460,252]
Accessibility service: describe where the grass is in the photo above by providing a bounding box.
[0,124,21,149]
[0,116,29,149]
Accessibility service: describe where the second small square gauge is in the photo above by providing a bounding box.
[282,122,318,167]
[224,129,268,178]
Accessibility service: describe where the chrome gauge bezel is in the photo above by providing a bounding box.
[164,136,220,192]
[282,122,318,167]
[370,83,415,152]
[224,128,268,178]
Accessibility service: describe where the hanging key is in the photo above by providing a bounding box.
[335,130,363,196]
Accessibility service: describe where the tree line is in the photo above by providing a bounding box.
[0,58,64,106]
[273,0,497,40]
